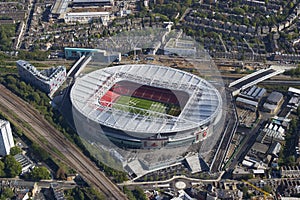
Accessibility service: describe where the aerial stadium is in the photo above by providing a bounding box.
[70,64,223,150]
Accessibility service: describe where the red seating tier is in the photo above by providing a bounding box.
[109,81,189,105]
[99,91,121,107]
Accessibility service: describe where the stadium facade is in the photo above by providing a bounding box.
[17,60,66,96]
[71,64,223,150]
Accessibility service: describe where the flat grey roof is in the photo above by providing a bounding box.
[236,97,258,107]
[267,91,283,104]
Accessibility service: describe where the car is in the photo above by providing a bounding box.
[145,57,154,61]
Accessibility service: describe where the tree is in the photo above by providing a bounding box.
[123,186,136,200]
[78,189,85,200]
[12,125,23,136]
[242,186,249,198]
[286,155,296,166]
[0,188,14,199]
[29,166,50,181]
[31,143,49,161]
[233,7,245,15]
[55,167,66,180]
[28,92,41,104]
[85,187,105,200]
[242,186,248,194]
[10,146,22,156]
[6,75,16,85]
[133,187,147,200]
[262,185,272,193]
[3,155,22,178]
[0,160,5,177]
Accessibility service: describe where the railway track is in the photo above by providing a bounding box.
[0,84,127,200]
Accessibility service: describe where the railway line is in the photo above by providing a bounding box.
[0,84,127,200]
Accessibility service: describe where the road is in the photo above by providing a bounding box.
[223,119,264,178]
[210,98,239,172]
[179,8,191,22]
[0,178,77,190]
[0,84,127,200]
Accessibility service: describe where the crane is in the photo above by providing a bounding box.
[242,179,272,200]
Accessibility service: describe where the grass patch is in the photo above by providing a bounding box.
[113,95,181,116]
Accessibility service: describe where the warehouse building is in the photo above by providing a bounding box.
[263,91,284,114]
[236,97,258,111]
[235,86,266,111]
[239,86,266,101]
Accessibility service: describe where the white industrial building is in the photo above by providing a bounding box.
[64,12,110,25]
[239,86,266,101]
[0,120,15,156]
[236,86,266,111]
[17,60,66,96]
[262,122,286,141]
[14,154,34,175]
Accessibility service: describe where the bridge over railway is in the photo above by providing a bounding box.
[229,66,285,96]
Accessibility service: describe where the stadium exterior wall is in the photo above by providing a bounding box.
[72,103,220,149]
[71,64,223,150]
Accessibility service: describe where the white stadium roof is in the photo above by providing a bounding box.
[70,64,222,134]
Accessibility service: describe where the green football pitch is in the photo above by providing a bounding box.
[113,95,181,116]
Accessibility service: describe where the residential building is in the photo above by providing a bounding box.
[17,60,66,96]
[0,181,38,199]
[0,120,14,156]
[281,166,300,178]
[51,183,65,200]
[64,12,110,25]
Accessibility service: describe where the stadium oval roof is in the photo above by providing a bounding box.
[70,64,222,134]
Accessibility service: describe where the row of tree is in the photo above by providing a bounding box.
[65,187,106,200]
[0,155,21,178]
[0,74,129,183]
[123,186,147,200]
[284,66,300,77]
[0,24,15,51]
[278,117,298,166]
